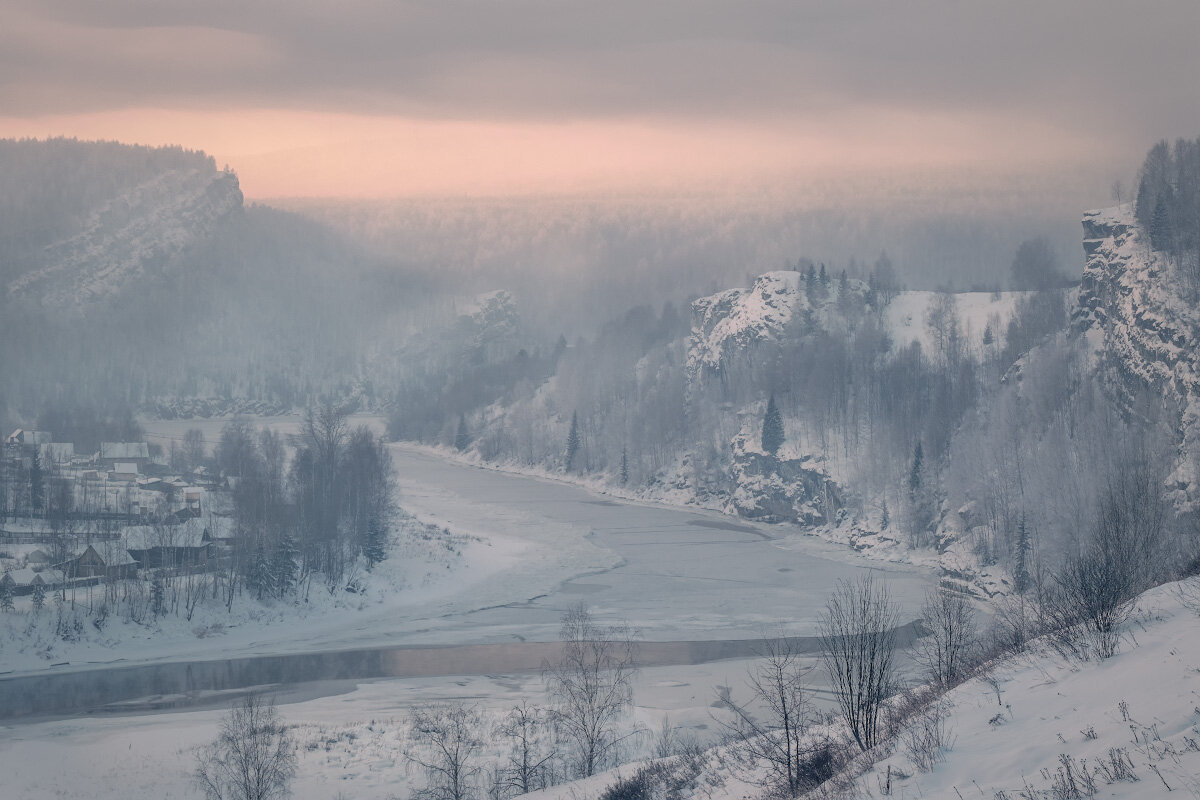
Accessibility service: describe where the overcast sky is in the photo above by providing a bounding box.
[2,0,1197,197]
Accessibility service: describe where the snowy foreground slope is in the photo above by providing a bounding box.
[529,579,1200,800]
[843,581,1200,799]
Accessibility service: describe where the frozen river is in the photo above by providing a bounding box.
[384,444,935,642]
[141,415,935,648]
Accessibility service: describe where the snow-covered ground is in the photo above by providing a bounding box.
[8,577,1200,800]
[0,653,813,800]
[846,579,1200,798]
[883,289,1028,356]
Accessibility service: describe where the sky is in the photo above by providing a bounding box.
[2,0,1198,198]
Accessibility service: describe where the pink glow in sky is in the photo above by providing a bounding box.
[3,1,1197,198]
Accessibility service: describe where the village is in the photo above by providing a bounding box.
[0,427,233,607]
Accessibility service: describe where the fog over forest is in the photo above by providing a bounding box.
[3,2,1200,799]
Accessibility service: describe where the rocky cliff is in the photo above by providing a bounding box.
[1074,204,1200,511]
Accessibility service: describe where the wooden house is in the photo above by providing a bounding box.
[124,521,211,569]
[61,545,138,580]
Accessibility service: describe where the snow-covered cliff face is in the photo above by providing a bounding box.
[8,168,242,309]
[689,271,870,376]
[1073,205,1200,510]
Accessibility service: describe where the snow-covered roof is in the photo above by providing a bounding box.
[92,542,138,566]
[1,567,63,586]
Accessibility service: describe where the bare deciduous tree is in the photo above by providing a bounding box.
[819,574,901,751]
[194,694,297,800]
[912,588,977,688]
[405,704,485,800]
[1052,470,1166,658]
[498,701,556,795]
[715,636,834,796]
[543,603,638,778]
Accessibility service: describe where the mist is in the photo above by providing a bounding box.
[4,3,1200,799]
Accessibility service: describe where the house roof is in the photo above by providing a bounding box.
[2,567,64,586]
[93,542,138,566]
[100,442,150,460]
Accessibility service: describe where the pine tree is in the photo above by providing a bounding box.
[761,395,785,455]
[1012,514,1031,594]
[0,580,13,612]
[565,411,581,471]
[982,323,994,348]
[819,263,829,285]
[454,415,470,452]
[619,447,629,485]
[362,515,388,568]
[879,499,890,530]
[150,576,165,617]
[271,535,297,598]
[249,544,273,601]
[1151,193,1173,252]
[31,581,46,612]
[908,441,924,498]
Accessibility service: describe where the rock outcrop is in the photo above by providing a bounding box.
[1073,205,1200,510]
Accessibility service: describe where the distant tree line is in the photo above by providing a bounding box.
[1136,137,1200,291]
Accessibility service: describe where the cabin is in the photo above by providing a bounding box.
[124,521,211,569]
[6,429,51,449]
[201,515,238,549]
[98,442,150,469]
[61,544,138,580]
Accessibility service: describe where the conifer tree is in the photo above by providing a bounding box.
[31,581,45,612]
[454,415,470,452]
[565,411,581,471]
[761,395,785,455]
[0,580,12,612]
[879,499,890,530]
[1012,514,1031,594]
[619,447,629,485]
[272,535,297,597]
[249,544,272,601]
[908,441,924,498]
[982,323,994,348]
[361,516,388,569]
[151,576,165,617]
[1151,193,1173,252]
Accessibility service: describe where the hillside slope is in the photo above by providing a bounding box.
[9,167,242,308]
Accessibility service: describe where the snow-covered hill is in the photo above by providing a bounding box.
[8,167,242,308]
